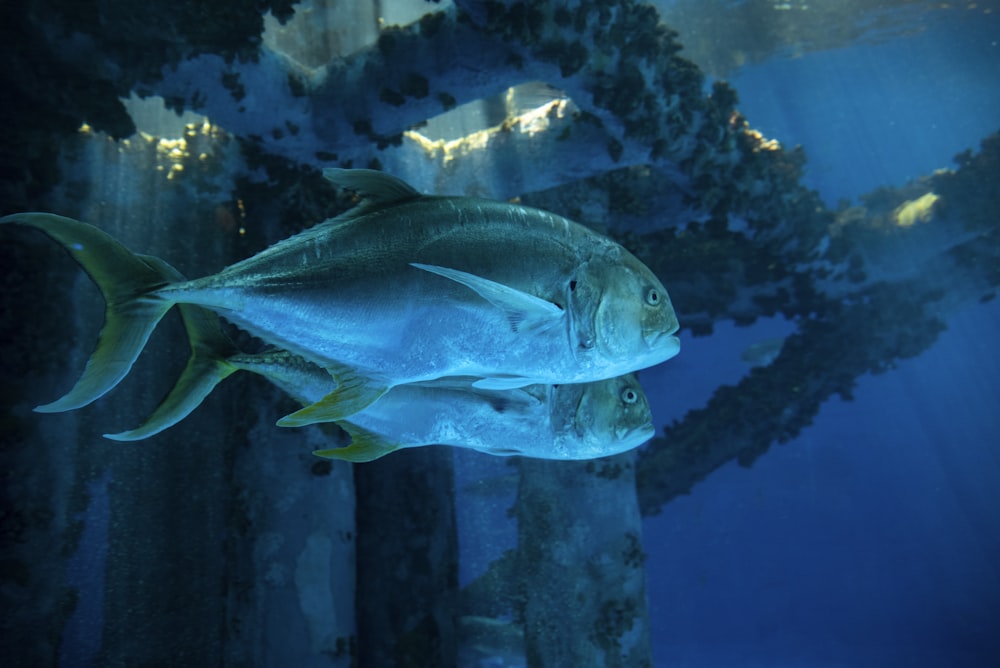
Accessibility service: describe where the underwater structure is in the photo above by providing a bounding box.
[1,1,997,666]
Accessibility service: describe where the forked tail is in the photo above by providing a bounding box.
[1,213,176,412]
[103,257,241,441]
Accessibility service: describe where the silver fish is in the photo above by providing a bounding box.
[2,169,679,424]
[241,355,654,462]
[324,374,653,462]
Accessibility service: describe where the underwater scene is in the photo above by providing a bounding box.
[1,1,998,666]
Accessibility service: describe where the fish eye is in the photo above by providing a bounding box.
[645,287,660,306]
[621,387,638,404]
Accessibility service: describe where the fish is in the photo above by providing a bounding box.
[1,169,679,424]
[252,359,654,462]
[313,373,655,462]
[104,300,654,462]
[740,336,785,367]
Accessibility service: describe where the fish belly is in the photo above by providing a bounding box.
[350,385,551,453]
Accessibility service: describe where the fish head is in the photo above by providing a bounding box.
[552,374,655,458]
[570,252,680,372]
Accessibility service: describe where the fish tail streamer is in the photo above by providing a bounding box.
[105,256,240,441]
[1,213,176,412]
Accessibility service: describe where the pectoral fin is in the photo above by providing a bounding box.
[472,376,535,391]
[313,422,401,463]
[277,366,387,426]
[410,263,563,333]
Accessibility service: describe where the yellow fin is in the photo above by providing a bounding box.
[276,367,387,426]
[105,354,237,441]
[0,214,178,412]
[313,422,400,462]
[105,279,240,441]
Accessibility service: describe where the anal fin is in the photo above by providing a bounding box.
[277,367,387,426]
[313,422,401,463]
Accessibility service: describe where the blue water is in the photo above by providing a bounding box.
[728,10,1000,207]
[645,302,1000,666]
[643,11,1000,666]
[10,4,998,666]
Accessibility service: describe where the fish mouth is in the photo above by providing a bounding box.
[615,422,656,448]
[644,330,681,359]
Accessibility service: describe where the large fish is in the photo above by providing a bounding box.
[1,169,679,423]
[103,301,654,462]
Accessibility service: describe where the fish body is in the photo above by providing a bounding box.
[162,171,678,392]
[166,194,591,383]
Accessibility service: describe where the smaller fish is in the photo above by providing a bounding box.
[312,373,654,462]
[740,336,785,368]
[107,299,654,462]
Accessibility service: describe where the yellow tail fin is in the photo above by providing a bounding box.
[1,213,175,412]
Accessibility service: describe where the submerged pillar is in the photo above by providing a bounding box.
[354,447,460,667]
[517,455,652,668]
[1,123,358,667]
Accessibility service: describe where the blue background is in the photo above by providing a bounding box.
[642,10,1000,666]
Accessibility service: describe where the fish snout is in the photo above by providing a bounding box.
[644,329,681,360]
[615,421,655,446]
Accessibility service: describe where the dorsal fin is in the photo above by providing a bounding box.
[322,168,420,205]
